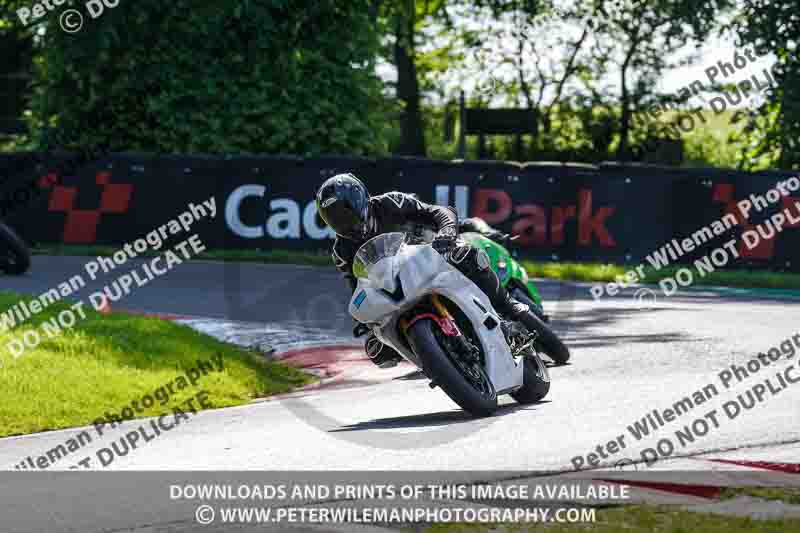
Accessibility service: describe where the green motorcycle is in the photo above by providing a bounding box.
[460,231,571,365]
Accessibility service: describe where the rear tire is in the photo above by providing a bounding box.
[511,286,547,321]
[511,288,570,365]
[0,222,30,275]
[510,353,551,404]
[406,319,498,417]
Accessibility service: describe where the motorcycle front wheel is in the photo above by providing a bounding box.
[406,319,498,417]
[0,222,30,275]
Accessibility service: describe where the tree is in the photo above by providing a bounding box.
[375,0,454,156]
[26,1,390,156]
[584,0,733,160]
[734,0,800,169]
[0,0,35,140]
[392,0,427,155]
[439,0,592,158]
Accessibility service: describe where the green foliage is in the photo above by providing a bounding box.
[583,0,735,160]
[0,291,312,437]
[734,0,800,170]
[27,0,389,156]
[3,0,794,169]
[0,0,35,145]
[683,128,741,169]
[628,108,748,168]
[415,0,742,167]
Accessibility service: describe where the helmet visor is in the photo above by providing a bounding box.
[319,201,368,239]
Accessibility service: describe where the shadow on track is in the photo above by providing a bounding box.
[329,402,550,433]
[550,306,709,349]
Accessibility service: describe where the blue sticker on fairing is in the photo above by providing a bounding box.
[353,290,367,309]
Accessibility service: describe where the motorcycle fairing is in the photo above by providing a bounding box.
[349,243,523,393]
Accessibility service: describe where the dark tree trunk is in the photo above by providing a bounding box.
[616,97,632,161]
[393,14,426,156]
[616,43,638,161]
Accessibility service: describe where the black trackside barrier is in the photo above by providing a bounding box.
[1,153,798,271]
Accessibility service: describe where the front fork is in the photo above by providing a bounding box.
[400,293,460,336]
[400,294,479,364]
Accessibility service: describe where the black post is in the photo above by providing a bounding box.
[514,133,523,161]
[478,134,487,159]
[457,91,466,159]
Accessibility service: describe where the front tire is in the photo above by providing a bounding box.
[0,222,30,275]
[406,319,498,417]
[511,288,571,365]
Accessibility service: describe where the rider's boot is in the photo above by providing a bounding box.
[494,290,535,328]
[497,295,532,323]
[365,332,402,368]
[494,288,549,341]
[468,262,531,323]
[449,243,537,330]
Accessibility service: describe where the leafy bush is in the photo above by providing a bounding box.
[29,0,390,156]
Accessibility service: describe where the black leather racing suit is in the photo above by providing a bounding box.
[331,192,510,366]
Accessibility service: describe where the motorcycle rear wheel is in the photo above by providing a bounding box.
[0,222,30,275]
[511,286,547,321]
[406,319,498,417]
[511,287,570,365]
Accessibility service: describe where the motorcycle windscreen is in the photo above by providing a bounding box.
[353,232,405,292]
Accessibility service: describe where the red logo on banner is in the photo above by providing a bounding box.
[713,183,800,260]
[472,188,617,247]
[48,171,134,243]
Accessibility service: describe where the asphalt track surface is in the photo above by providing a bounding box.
[1,255,799,473]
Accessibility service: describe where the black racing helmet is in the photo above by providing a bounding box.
[316,173,371,240]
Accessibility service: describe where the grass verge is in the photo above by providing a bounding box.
[522,261,800,291]
[0,291,314,438]
[721,487,800,505]
[423,505,800,532]
[33,244,800,291]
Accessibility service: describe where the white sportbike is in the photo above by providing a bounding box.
[349,232,550,416]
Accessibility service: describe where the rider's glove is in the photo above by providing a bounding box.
[432,228,457,256]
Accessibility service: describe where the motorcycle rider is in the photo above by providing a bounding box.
[459,217,514,247]
[316,173,535,368]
